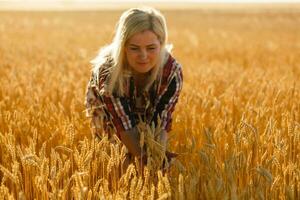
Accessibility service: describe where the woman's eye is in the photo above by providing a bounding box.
[129,47,156,52]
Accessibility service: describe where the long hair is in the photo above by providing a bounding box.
[91,7,172,96]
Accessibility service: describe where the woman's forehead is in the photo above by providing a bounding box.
[126,30,160,46]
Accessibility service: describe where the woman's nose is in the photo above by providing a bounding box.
[139,49,147,59]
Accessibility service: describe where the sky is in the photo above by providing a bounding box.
[1,0,300,3]
[0,0,299,10]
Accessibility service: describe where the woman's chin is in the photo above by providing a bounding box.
[133,66,152,74]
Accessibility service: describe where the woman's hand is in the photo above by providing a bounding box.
[119,126,145,158]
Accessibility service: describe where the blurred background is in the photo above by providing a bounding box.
[1,0,300,10]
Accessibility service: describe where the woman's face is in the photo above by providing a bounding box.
[125,30,161,74]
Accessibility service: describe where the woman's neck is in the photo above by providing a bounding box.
[133,71,150,92]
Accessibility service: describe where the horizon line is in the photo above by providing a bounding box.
[1,1,300,11]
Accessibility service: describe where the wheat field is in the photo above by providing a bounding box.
[0,6,299,200]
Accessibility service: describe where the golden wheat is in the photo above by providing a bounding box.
[0,5,299,199]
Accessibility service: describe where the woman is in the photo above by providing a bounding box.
[85,7,183,167]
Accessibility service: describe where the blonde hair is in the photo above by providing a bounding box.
[91,7,172,96]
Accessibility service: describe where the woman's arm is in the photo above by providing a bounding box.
[85,78,106,138]
[152,62,183,133]
[119,127,144,157]
[86,82,144,157]
[86,69,138,136]
[120,127,177,162]
[160,130,167,151]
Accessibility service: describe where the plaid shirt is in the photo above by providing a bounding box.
[85,54,183,138]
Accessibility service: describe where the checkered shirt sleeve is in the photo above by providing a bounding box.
[85,68,136,138]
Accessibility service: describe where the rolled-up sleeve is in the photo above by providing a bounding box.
[85,71,136,138]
